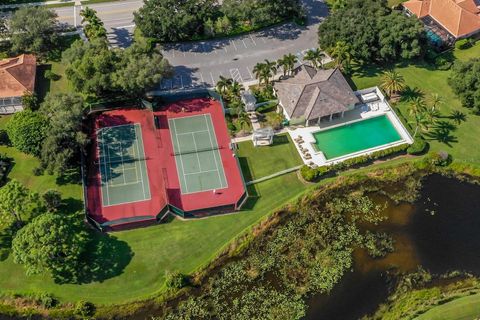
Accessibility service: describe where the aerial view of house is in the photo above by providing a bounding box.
[1,0,480,318]
[0,54,36,114]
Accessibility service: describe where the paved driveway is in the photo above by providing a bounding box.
[160,0,329,89]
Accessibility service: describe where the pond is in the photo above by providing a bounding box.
[305,174,480,320]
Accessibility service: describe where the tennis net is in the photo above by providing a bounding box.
[172,146,223,156]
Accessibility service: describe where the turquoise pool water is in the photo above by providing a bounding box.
[313,115,402,160]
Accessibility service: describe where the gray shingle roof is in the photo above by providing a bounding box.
[274,65,359,120]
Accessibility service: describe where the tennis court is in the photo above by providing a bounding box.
[169,114,228,194]
[97,123,151,206]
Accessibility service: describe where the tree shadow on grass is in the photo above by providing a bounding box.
[424,127,458,147]
[55,231,134,285]
[400,86,424,102]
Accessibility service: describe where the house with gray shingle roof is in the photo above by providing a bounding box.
[274,64,359,126]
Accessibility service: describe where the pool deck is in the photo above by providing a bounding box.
[288,87,414,167]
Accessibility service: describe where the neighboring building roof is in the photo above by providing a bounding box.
[274,65,359,121]
[0,54,37,99]
[403,0,480,38]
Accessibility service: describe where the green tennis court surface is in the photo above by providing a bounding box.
[97,123,151,206]
[169,114,228,194]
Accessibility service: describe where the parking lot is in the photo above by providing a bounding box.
[159,0,329,89]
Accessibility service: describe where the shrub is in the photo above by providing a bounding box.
[44,70,60,81]
[407,139,428,155]
[0,129,9,145]
[5,110,48,157]
[165,271,189,289]
[74,300,95,317]
[34,292,58,309]
[300,165,318,182]
[423,151,451,167]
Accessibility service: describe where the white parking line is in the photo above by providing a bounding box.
[246,67,254,79]
[249,34,257,46]
[261,37,267,44]
[180,75,184,88]
[230,68,243,83]
[241,39,247,48]
[210,72,215,85]
[200,73,205,84]
[231,40,238,51]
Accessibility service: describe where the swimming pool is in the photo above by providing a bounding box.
[313,115,403,160]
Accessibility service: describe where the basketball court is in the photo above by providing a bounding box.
[168,114,228,194]
[97,123,151,206]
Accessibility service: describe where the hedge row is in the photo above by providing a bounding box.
[301,144,412,182]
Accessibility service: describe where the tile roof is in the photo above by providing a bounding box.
[403,0,480,38]
[0,54,37,99]
[274,65,359,121]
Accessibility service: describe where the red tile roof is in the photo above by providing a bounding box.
[0,54,37,98]
[404,0,480,38]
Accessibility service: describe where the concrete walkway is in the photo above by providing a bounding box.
[231,127,288,143]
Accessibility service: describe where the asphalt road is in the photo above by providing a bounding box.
[54,0,141,47]
[159,0,329,89]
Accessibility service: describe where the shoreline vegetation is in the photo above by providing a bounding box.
[2,161,480,319]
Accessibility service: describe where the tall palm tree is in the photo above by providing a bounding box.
[263,59,277,85]
[80,7,106,40]
[284,53,298,76]
[229,81,243,98]
[277,57,289,78]
[216,76,233,94]
[408,97,427,137]
[237,111,250,131]
[253,62,267,85]
[329,41,352,72]
[427,93,443,111]
[380,71,406,97]
[303,48,325,70]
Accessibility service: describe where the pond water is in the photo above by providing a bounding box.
[305,174,480,320]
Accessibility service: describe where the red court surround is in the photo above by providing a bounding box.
[86,98,246,227]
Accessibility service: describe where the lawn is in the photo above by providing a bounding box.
[0,172,307,304]
[349,42,480,165]
[415,293,480,320]
[236,133,303,181]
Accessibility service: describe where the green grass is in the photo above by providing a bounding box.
[0,172,306,304]
[236,133,303,181]
[415,293,480,320]
[350,42,480,165]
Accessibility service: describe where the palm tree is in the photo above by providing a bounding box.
[277,57,289,78]
[229,81,243,99]
[216,76,233,94]
[80,7,107,40]
[380,71,406,98]
[253,62,267,85]
[283,53,298,76]
[237,112,250,131]
[329,41,352,72]
[427,93,443,111]
[408,97,427,137]
[263,59,277,85]
[303,48,325,70]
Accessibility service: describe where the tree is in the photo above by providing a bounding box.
[427,93,443,112]
[253,62,267,85]
[263,59,277,85]
[216,76,233,94]
[21,91,39,111]
[448,58,480,113]
[303,48,325,70]
[318,0,424,64]
[277,57,289,78]
[80,7,107,40]
[112,40,173,97]
[134,0,216,42]
[9,6,59,57]
[12,212,89,282]
[0,180,40,227]
[62,39,116,96]
[42,190,62,212]
[237,112,250,131]
[39,93,87,175]
[380,70,406,97]
[6,110,48,156]
[229,81,243,99]
[284,53,298,75]
[329,41,352,72]
[408,97,427,137]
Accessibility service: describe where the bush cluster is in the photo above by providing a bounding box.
[165,271,189,289]
[300,144,409,182]
[407,139,428,155]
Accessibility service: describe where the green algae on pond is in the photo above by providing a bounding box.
[305,174,480,320]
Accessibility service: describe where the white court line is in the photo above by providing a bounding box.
[170,119,190,194]
[117,141,127,185]
[203,114,225,188]
[134,129,147,199]
[98,130,111,206]
[184,169,219,176]
[177,129,209,136]
[231,40,238,51]
[191,132,203,172]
